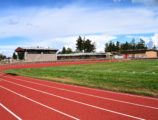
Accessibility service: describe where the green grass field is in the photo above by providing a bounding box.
[4,60,158,97]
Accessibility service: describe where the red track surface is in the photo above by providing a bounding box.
[0,60,158,120]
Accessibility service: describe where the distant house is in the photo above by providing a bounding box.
[15,47,58,62]
[113,54,124,59]
[121,50,158,59]
[57,53,111,60]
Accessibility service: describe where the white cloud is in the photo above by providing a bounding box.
[85,35,116,52]
[22,35,116,53]
[151,33,158,47]
[0,6,158,39]
[0,6,158,56]
[0,45,18,57]
[139,33,158,49]
[126,33,158,49]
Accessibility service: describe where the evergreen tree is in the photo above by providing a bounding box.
[84,39,95,52]
[109,41,113,52]
[84,39,91,52]
[152,45,157,50]
[130,39,136,50]
[0,54,6,61]
[105,39,148,53]
[76,36,95,53]
[12,52,17,59]
[61,47,66,54]
[17,52,24,60]
[66,48,73,54]
[116,41,120,52]
[112,43,116,52]
[105,41,119,52]
[105,43,109,52]
[76,36,84,52]
[90,42,96,52]
[121,42,130,50]
[136,39,147,50]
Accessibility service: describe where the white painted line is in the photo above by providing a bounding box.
[0,103,22,120]
[8,75,158,101]
[47,80,158,101]
[4,77,158,110]
[0,86,80,120]
[2,80,145,120]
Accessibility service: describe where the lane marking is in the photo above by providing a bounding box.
[9,75,158,101]
[2,60,158,101]
[3,77,158,110]
[0,86,80,120]
[0,103,22,120]
[2,80,145,120]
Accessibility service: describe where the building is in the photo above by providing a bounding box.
[113,54,124,59]
[15,47,58,62]
[57,53,111,60]
[121,50,158,59]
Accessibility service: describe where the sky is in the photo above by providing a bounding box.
[0,0,158,56]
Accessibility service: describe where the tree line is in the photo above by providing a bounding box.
[60,36,155,54]
[0,54,6,61]
[11,36,157,59]
[60,36,95,54]
[105,39,148,52]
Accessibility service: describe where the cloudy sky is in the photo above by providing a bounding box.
[0,0,158,56]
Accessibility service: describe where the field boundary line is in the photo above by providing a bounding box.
[0,103,22,120]
[0,86,80,120]
[2,79,145,120]
[2,60,158,101]
[4,76,158,110]
[11,75,158,101]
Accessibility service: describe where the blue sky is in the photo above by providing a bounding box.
[0,0,158,56]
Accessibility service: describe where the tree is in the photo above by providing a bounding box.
[76,36,84,52]
[121,41,130,50]
[105,43,109,52]
[60,47,73,54]
[17,52,24,60]
[116,41,120,52]
[61,47,66,54]
[76,36,95,53]
[130,39,136,50]
[108,41,113,52]
[0,54,6,61]
[152,45,157,50]
[105,38,148,53]
[105,41,120,52]
[136,39,147,50]
[90,42,96,52]
[12,52,17,59]
[84,39,95,52]
[66,48,73,54]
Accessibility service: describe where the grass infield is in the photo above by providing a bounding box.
[4,60,158,97]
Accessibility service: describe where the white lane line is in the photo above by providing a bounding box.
[2,79,145,120]
[0,103,22,120]
[9,75,158,101]
[3,77,158,110]
[0,86,80,120]
[2,60,158,101]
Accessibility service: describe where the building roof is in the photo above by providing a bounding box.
[121,49,158,54]
[15,47,58,52]
[57,53,111,57]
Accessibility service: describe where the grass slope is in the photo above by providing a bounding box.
[4,60,158,97]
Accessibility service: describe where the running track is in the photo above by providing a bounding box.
[0,60,158,120]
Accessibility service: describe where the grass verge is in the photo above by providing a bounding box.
[3,60,158,97]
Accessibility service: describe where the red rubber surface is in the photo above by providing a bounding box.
[0,60,158,120]
[0,104,18,120]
